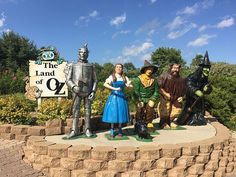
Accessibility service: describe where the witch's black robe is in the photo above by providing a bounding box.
[177,67,212,125]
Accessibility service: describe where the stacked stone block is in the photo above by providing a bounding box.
[45,119,63,135]
[21,121,236,177]
[0,115,134,139]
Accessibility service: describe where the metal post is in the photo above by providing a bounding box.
[37,97,42,109]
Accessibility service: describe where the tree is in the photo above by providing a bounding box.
[123,62,139,78]
[205,62,236,130]
[124,62,136,71]
[190,54,203,69]
[0,38,3,70]
[0,31,38,94]
[0,31,38,73]
[93,62,103,81]
[98,63,114,82]
[151,47,185,75]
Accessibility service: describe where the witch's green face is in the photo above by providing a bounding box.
[202,67,210,77]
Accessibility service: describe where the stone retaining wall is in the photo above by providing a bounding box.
[0,120,236,177]
[0,115,134,139]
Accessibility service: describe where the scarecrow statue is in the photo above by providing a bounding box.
[133,60,159,132]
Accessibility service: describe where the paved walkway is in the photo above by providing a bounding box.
[0,139,44,177]
[46,123,216,147]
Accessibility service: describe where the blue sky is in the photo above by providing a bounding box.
[0,0,235,67]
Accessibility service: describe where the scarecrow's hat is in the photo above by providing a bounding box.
[140,60,158,74]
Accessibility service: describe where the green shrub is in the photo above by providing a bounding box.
[91,88,110,115]
[37,98,72,124]
[205,63,236,130]
[0,93,37,124]
[36,88,110,124]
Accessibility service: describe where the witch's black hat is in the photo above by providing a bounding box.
[140,60,158,74]
[199,51,211,68]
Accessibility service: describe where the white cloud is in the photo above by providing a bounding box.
[177,0,215,15]
[188,34,216,47]
[3,28,11,33]
[89,10,98,17]
[201,0,215,9]
[140,53,151,62]
[168,23,197,39]
[136,19,159,36]
[74,10,99,26]
[167,15,197,39]
[109,56,130,64]
[0,12,11,33]
[216,17,234,28]
[147,29,155,36]
[110,13,126,27]
[79,16,87,21]
[167,16,185,31]
[198,16,234,32]
[150,0,157,4]
[0,12,6,28]
[168,30,186,39]
[198,25,208,32]
[122,42,153,56]
[112,30,130,39]
[178,4,198,15]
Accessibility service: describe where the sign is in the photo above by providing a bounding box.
[29,60,68,97]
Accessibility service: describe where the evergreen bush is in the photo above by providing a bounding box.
[0,69,26,94]
[205,63,236,130]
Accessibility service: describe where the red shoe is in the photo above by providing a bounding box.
[117,128,123,137]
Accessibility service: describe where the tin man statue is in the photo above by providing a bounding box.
[65,44,97,138]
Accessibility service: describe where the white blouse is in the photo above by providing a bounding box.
[105,74,132,87]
